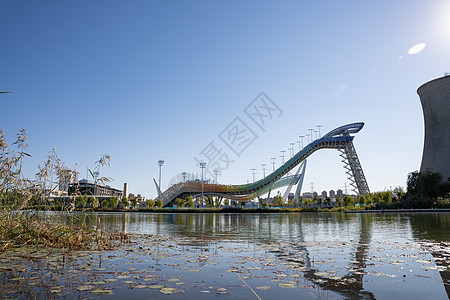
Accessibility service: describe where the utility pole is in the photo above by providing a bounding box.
[310,182,314,194]
[261,164,267,178]
[250,168,257,183]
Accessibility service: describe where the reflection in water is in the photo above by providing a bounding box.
[76,212,450,299]
[410,213,450,298]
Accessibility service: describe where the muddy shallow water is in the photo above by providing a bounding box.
[1,212,449,299]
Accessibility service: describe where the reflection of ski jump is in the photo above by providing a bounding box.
[156,122,370,207]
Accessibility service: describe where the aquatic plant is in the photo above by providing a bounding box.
[0,129,118,251]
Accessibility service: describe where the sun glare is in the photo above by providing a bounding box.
[408,43,426,55]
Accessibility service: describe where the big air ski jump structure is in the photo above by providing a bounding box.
[155,122,370,207]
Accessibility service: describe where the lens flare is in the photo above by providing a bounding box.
[408,43,426,55]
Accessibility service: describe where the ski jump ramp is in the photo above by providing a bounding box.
[156,122,370,207]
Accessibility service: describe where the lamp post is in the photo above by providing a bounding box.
[250,168,257,183]
[158,160,164,195]
[271,157,276,172]
[317,125,322,138]
[182,172,187,183]
[261,164,267,178]
[309,128,314,141]
[200,162,206,205]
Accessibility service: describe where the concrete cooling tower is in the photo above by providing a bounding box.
[417,75,450,181]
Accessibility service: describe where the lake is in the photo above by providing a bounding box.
[1,212,449,299]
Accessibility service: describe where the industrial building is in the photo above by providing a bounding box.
[417,75,450,181]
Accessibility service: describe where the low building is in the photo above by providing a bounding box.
[68,180,123,198]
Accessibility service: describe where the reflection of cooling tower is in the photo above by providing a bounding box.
[417,76,450,181]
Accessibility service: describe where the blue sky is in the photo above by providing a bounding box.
[2,0,450,198]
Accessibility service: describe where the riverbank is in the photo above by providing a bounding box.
[344,208,450,213]
[67,206,450,214]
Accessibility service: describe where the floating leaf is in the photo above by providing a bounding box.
[160,287,177,294]
[149,285,166,289]
[77,285,95,291]
[92,289,112,294]
[256,286,271,290]
[278,282,296,288]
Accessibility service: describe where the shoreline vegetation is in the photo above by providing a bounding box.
[0,129,127,252]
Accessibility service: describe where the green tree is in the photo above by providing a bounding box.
[343,195,355,207]
[380,191,392,205]
[324,197,331,207]
[174,198,184,208]
[147,199,155,208]
[156,198,163,208]
[273,194,284,207]
[393,186,405,201]
[316,197,322,208]
[358,195,366,205]
[336,196,342,207]
[130,197,138,208]
[287,198,296,207]
[110,196,119,209]
[304,198,312,207]
[364,194,372,205]
[101,199,109,209]
[298,196,303,207]
[121,197,129,208]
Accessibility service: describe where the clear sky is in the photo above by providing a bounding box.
[2,0,450,199]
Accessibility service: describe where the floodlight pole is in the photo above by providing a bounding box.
[250,168,257,183]
[158,160,164,196]
[271,157,276,172]
[299,135,304,149]
[200,162,206,205]
[261,164,267,178]
[280,150,286,164]
[213,169,218,183]
[317,125,322,138]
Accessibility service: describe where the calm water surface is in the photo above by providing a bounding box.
[1,212,449,299]
[92,212,450,299]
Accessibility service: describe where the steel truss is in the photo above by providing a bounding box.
[338,141,370,195]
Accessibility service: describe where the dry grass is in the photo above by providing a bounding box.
[0,129,120,252]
